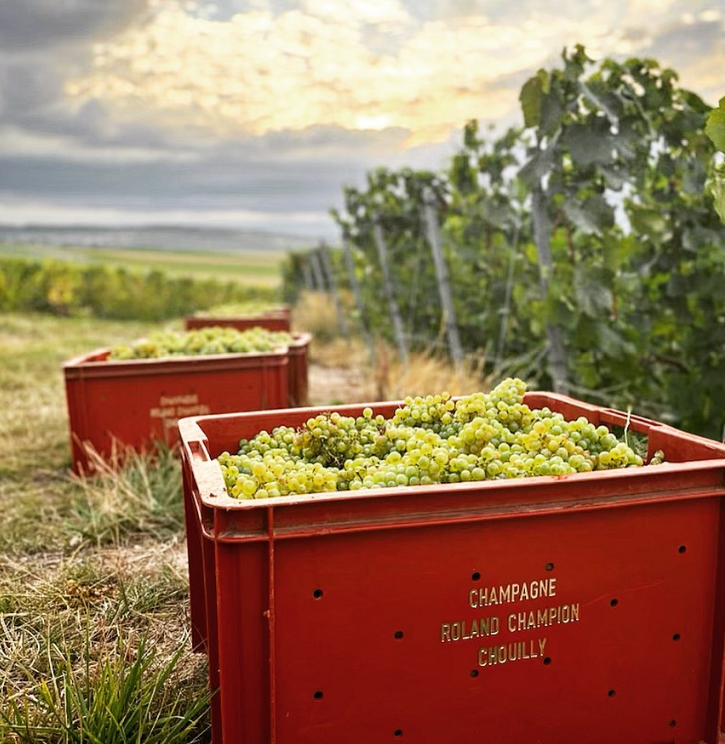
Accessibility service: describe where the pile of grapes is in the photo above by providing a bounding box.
[218,378,650,500]
[109,326,292,360]
[194,302,287,318]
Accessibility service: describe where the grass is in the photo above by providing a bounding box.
[295,290,492,403]
[0,311,210,743]
[0,303,483,743]
[0,243,283,287]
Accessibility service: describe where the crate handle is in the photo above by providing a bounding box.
[179,416,230,534]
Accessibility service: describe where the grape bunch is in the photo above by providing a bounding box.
[218,378,651,500]
[109,326,292,360]
[194,302,287,318]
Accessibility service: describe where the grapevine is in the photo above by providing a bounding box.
[286,47,724,440]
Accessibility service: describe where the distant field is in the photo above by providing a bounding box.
[0,242,284,287]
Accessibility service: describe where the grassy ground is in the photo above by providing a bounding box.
[0,305,488,743]
[0,243,283,287]
[0,312,210,743]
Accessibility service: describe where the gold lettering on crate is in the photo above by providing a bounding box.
[477,638,548,668]
[150,393,211,424]
[455,574,580,672]
[507,603,580,632]
[469,578,556,608]
[160,394,199,406]
[440,616,500,642]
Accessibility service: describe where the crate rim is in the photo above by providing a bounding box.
[63,343,295,374]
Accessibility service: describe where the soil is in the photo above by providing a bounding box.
[308,362,369,405]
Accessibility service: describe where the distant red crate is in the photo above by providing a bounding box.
[287,333,311,407]
[184,306,291,333]
[63,348,288,474]
[180,328,309,407]
[180,393,725,744]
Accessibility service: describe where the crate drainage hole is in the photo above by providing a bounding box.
[394,631,404,640]
[672,633,681,641]
[678,545,687,553]
[394,730,403,738]
[543,657,552,666]
[471,571,481,581]
[313,589,323,599]
[313,691,323,700]
[607,689,616,698]
[545,562,555,571]
[610,598,619,607]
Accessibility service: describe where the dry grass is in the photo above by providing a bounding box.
[0,312,210,743]
[291,290,349,344]
[293,290,493,405]
[0,539,210,743]
[371,345,491,401]
[306,336,492,407]
[0,304,490,743]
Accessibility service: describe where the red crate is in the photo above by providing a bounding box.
[287,333,311,407]
[179,393,725,744]
[183,315,309,406]
[64,348,288,474]
[184,307,291,333]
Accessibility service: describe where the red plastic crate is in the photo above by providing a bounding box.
[182,316,309,406]
[64,348,288,474]
[179,393,725,744]
[287,333,311,407]
[184,307,291,333]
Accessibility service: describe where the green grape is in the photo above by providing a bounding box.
[109,326,293,360]
[217,378,655,500]
[194,302,287,318]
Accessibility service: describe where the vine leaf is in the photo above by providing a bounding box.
[627,205,670,242]
[602,233,635,273]
[520,71,548,128]
[573,267,613,318]
[562,194,614,234]
[518,147,554,188]
[710,169,725,223]
[705,96,725,152]
[540,91,565,136]
[563,120,615,166]
[597,324,636,356]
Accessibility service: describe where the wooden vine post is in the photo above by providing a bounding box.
[372,217,409,365]
[301,258,315,291]
[531,185,569,395]
[319,242,349,337]
[494,226,519,371]
[422,187,464,369]
[342,236,376,363]
[309,250,327,291]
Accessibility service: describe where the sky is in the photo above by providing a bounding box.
[0,0,724,242]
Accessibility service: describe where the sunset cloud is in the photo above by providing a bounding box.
[66,0,704,147]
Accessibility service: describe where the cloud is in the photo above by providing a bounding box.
[301,0,411,27]
[54,3,567,143]
[0,0,149,49]
[0,0,151,144]
[0,124,420,235]
[64,0,725,151]
[0,195,329,235]
[1,0,725,236]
